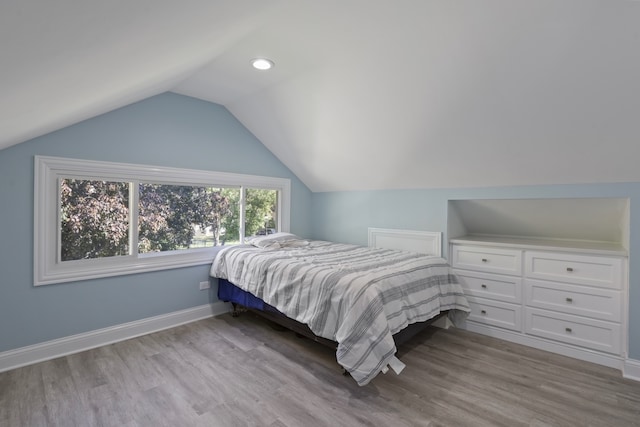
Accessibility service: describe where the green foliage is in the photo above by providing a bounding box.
[138,184,235,251]
[60,179,130,261]
[138,184,191,252]
[221,188,277,242]
[60,180,278,260]
[220,189,241,243]
[244,188,277,237]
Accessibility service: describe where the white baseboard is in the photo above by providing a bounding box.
[623,358,640,381]
[0,301,230,373]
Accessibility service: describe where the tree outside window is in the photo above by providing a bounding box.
[36,155,291,285]
[60,180,279,261]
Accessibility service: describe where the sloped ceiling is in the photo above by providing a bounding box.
[2,0,640,192]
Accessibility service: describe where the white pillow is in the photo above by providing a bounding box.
[246,232,308,249]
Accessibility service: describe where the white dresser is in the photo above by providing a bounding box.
[450,236,628,368]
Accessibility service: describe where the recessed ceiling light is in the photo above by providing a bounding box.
[251,58,274,71]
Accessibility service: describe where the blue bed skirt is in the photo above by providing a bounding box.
[217,278,267,310]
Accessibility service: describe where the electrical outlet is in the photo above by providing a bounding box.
[199,280,210,290]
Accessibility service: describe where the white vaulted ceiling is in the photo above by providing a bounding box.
[2,0,640,192]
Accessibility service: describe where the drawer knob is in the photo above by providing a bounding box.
[481,284,487,289]
[566,267,574,272]
[566,297,573,303]
[480,310,487,315]
[481,258,488,263]
[565,327,572,333]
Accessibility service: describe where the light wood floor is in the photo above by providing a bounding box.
[2,313,640,427]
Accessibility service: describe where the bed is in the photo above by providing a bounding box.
[210,231,470,386]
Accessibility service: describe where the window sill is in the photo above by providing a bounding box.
[35,247,232,286]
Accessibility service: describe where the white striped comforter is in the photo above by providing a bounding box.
[210,240,470,385]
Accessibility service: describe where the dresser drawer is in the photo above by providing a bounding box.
[525,308,621,354]
[525,251,623,289]
[525,279,621,322]
[465,296,522,331]
[455,270,522,303]
[452,245,522,276]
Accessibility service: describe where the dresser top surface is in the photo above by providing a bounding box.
[450,235,628,257]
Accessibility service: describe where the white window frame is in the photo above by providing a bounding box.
[34,156,291,286]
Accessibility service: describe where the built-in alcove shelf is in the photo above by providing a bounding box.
[447,198,630,257]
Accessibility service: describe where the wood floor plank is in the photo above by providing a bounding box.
[0,363,48,427]
[41,356,99,427]
[1,312,640,426]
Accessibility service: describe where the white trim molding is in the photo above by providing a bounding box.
[623,358,640,382]
[368,228,442,257]
[0,302,230,373]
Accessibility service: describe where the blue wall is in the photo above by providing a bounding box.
[0,93,312,353]
[311,184,639,360]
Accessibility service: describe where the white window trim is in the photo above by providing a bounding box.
[34,155,291,286]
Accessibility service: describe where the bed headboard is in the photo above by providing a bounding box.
[367,228,442,257]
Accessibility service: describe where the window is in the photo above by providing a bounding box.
[35,156,290,285]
